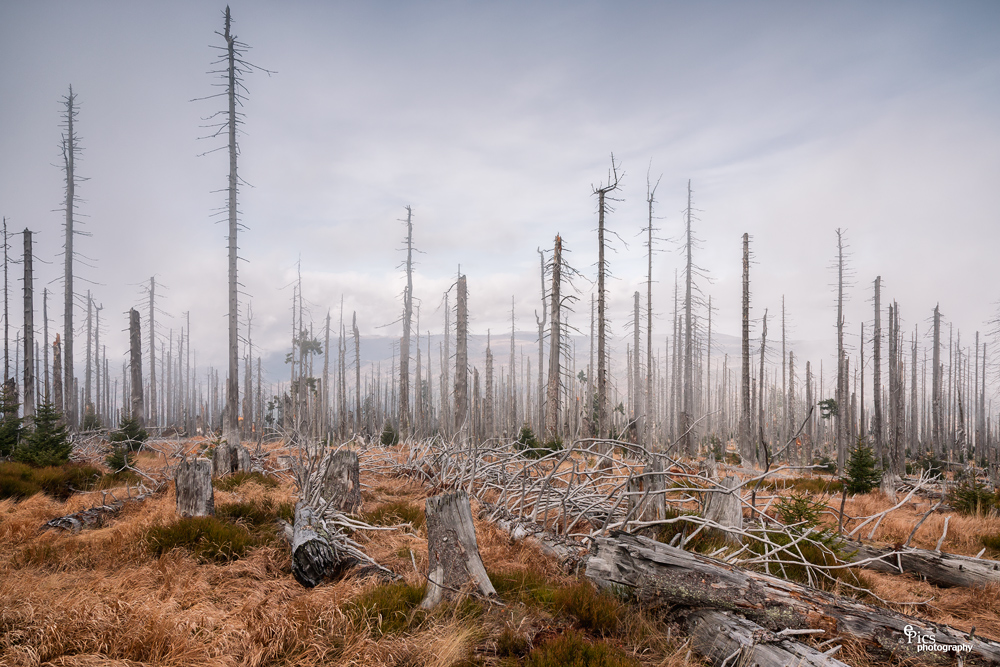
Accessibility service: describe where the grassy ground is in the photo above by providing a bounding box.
[0,445,701,667]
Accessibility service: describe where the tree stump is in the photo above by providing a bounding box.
[702,475,742,544]
[212,438,251,477]
[319,449,361,514]
[421,489,497,609]
[175,457,214,517]
[628,457,666,525]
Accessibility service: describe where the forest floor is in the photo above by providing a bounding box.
[1,440,999,667]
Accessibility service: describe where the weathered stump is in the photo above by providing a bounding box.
[175,457,214,517]
[421,489,497,609]
[702,475,742,544]
[212,438,251,477]
[319,449,361,514]
[688,609,850,667]
[627,457,666,525]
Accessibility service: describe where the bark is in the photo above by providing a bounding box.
[646,178,657,450]
[633,291,642,445]
[129,309,145,426]
[536,248,546,434]
[933,305,942,456]
[835,229,846,473]
[175,457,214,517]
[586,532,1000,664]
[594,156,620,440]
[421,489,497,609]
[22,229,34,420]
[224,8,242,449]
[688,609,850,667]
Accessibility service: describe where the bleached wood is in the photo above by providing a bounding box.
[585,531,1000,664]
[175,457,214,517]
[421,489,496,609]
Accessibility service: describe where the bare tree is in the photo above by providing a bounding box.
[535,248,546,434]
[645,171,661,449]
[399,206,414,436]
[834,229,849,472]
[545,235,563,440]
[740,233,752,464]
[22,230,34,421]
[873,276,883,462]
[129,309,145,427]
[593,155,621,440]
[932,304,942,456]
[61,86,81,429]
[454,272,469,433]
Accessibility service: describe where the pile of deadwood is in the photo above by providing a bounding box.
[44,432,1000,665]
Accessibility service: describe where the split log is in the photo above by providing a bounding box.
[688,609,850,667]
[319,449,361,514]
[291,501,344,588]
[421,489,497,609]
[701,475,742,545]
[847,539,1000,589]
[585,531,1000,664]
[175,457,214,517]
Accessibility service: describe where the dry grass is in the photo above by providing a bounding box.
[0,443,707,667]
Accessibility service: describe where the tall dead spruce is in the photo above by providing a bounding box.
[200,6,263,470]
[593,155,621,443]
[61,86,81,427]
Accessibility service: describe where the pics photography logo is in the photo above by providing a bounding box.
[903,624,972,654]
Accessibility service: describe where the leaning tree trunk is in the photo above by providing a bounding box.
[421,489,496,609]
[175,457,214,517]
[585,531,1000,664]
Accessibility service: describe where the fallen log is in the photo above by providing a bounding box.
[585,531,1000,664]
[291,501,343,588]
[846,539,1000,589]
[688,609,850,667]
[43,488,158,532]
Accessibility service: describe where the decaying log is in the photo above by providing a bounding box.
[175,457,214,517]
[688,609,850,667]
[494,513,585,567]
[421,489,497,609]
[291,501,342,588]
[586,531,1000,664]
[318,449,361,514]
[702,475,742,545]
[847,539,1000,589]
[43,488,158,532]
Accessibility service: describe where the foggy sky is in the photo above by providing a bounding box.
[1,1,998,394]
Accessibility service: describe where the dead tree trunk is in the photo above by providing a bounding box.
[740,233,752,465]
[62,86,79,430]
[536,248,546,435]
[835,229,847,473]
[128,309,145,427]
[847,539,1000,589]
[545,236,562,441]
[688,609,850,667]
[318,449,361,514]
[421,489,497,609]
[681,179,695,456]
[399,206,413,436]
[175,457,214,517]
[633,291,642,446]
[353,311,361,434]
[148,277,157,428]
[645,175,659,450]
[22,229,34,421]
[586,532,1000,664]
[454,273,469,434]
[873,276,883,461]
[223,7,241,453]
[53,334,62,416]
[702,476,742,545]
[594,156,621,441]
[291,502,339,588]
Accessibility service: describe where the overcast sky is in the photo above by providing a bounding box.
[1,1,998,392]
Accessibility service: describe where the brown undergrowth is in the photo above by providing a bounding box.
[0,443,703,667]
